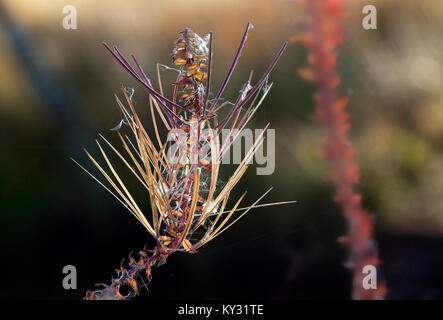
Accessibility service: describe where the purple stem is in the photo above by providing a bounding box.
[203,32,213,112]
[208,22,253,111]
[103,43,187,125]
[216,41,288,129]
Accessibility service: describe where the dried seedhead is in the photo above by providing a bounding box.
[73,23,294,300]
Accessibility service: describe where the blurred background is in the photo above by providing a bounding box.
[1,0,443,299]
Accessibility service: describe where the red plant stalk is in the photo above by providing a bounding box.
[292,0,386,299]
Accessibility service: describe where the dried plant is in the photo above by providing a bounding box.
[72,23,294,300]
[291,0,386,299]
